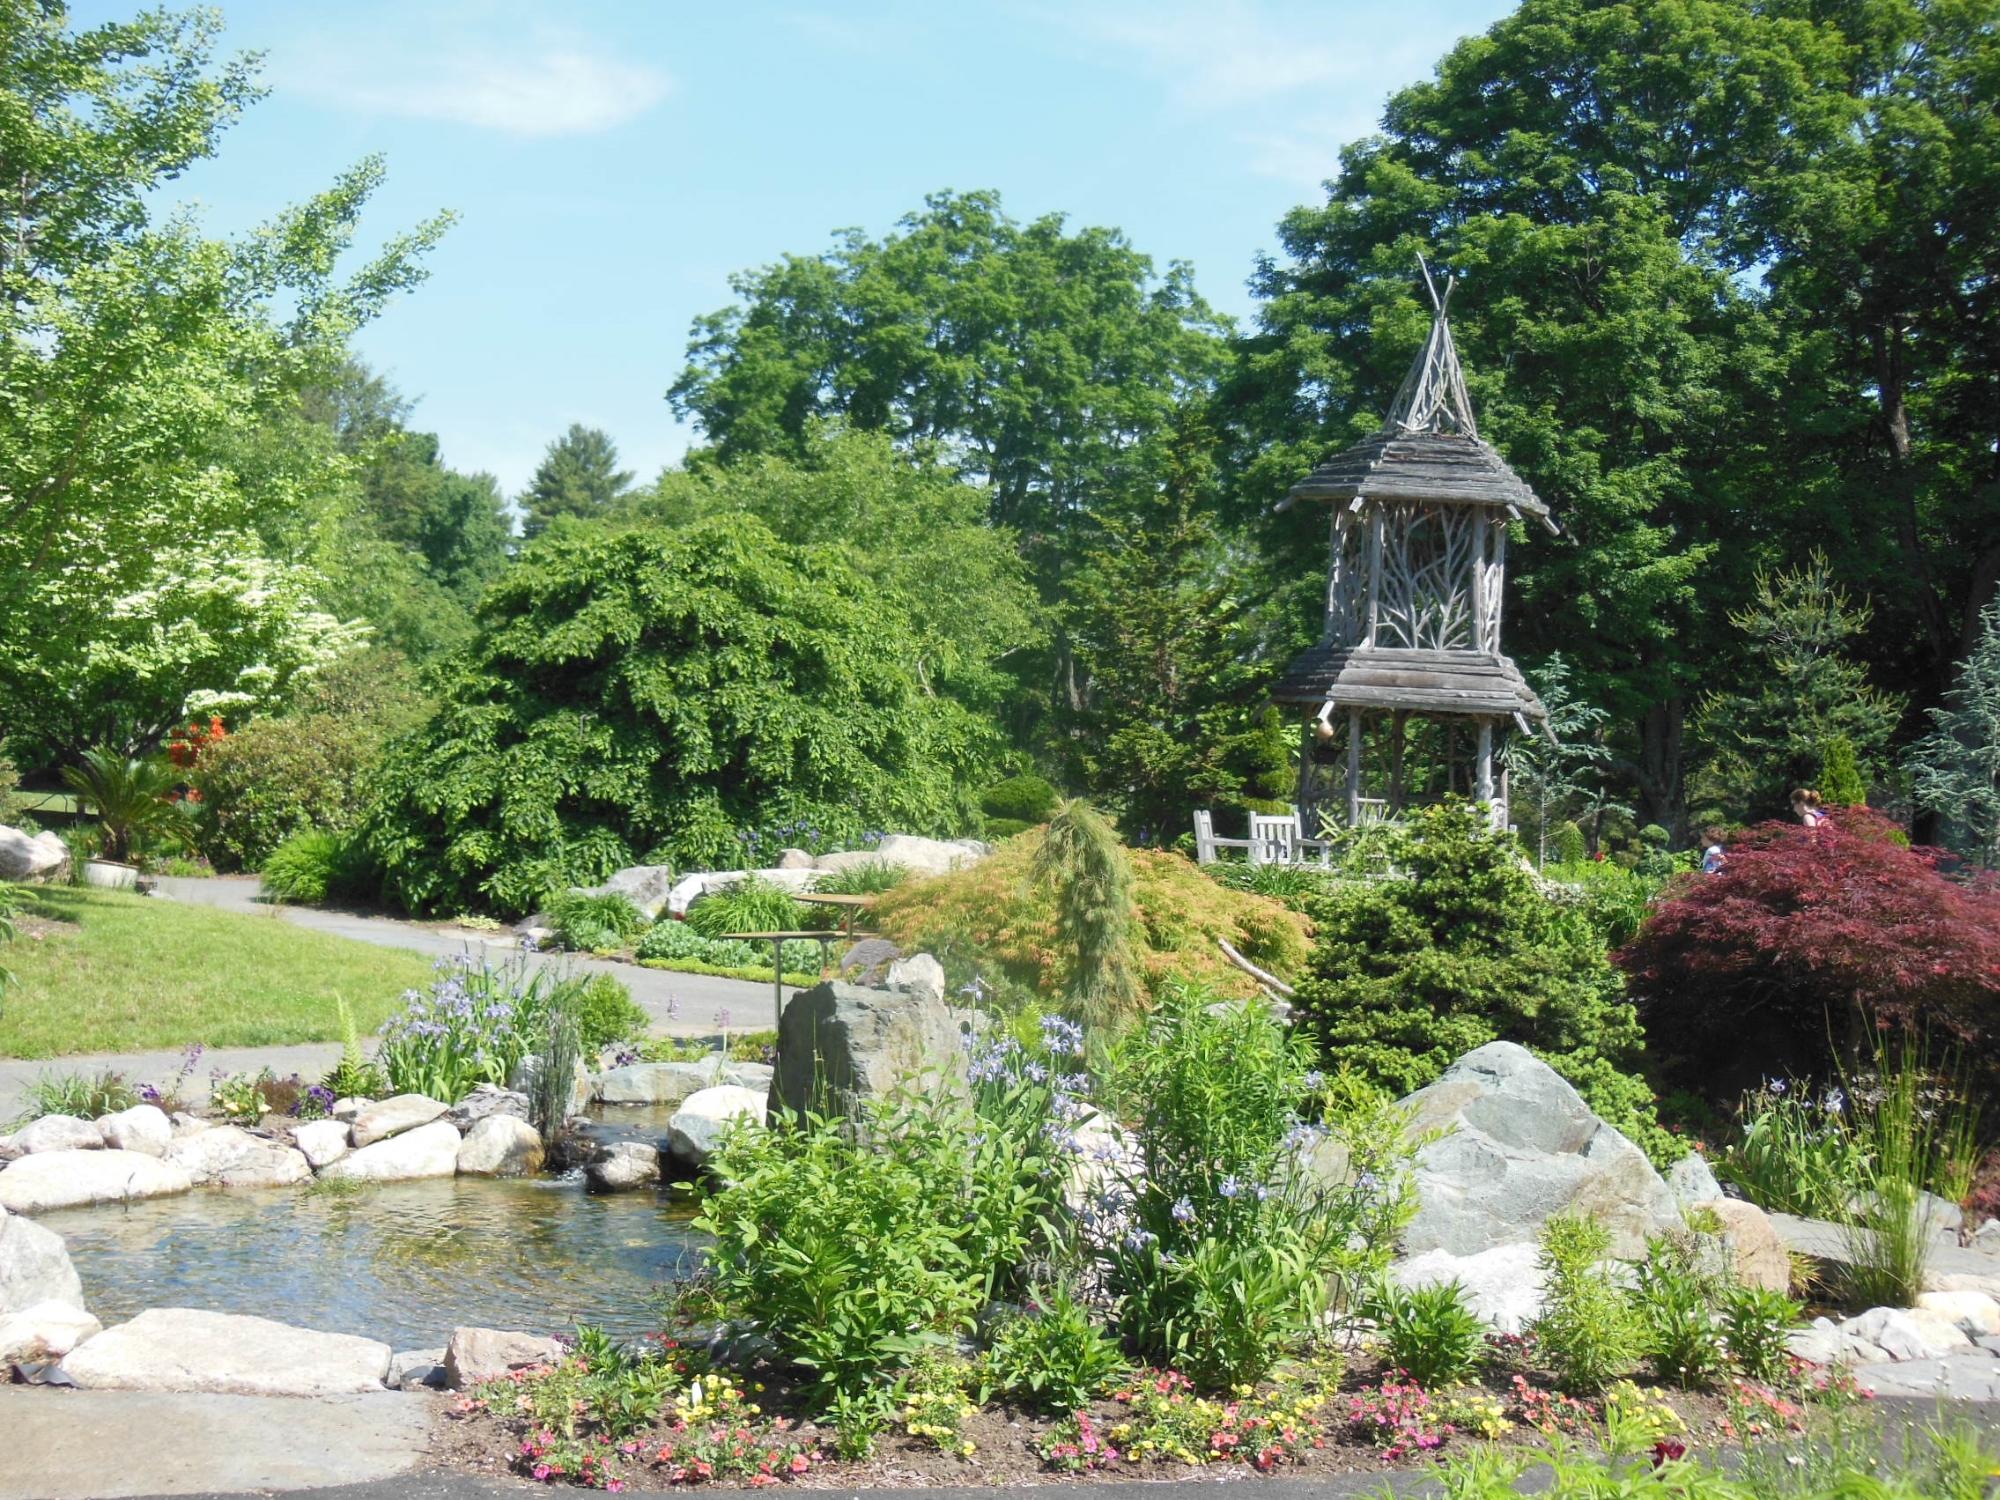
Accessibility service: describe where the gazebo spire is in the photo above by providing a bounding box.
[1381,260,1478,439]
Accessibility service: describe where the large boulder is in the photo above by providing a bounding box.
[61,1308,391,1395]
[885,953,946,1004]
[667,1086,765,1168]
[0,825,65,880]
[319,1120,461,1183]
[444,1084,531,1131]
[815,835,990,877]
[1389,1242,1547,1334]
[1665,1154,1724,1208]
[13,1115,105,1154]
[767,980,966,1121]
[664,867,818,918]
[1706,1198,1792,1293]
[443,1325,564,1389]
[0,1205,84,1313]
[0,1149,193,1213]
[0,1299,100,1362]
[574,865,677,919]
[292,1118,352,1170]
[97,1104,172,1157]
[593,1058,718,1107]
[164,1126,311,1189]
[456,1116,544,1177]
[1397,1043,1679,1259]
[349,1094,450,1147]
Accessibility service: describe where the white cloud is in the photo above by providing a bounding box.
[286,28,670,138]
[1061,2,1361,108]
[1240,114,1378,187]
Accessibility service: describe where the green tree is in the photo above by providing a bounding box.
[519,423,631,539]
[1817,736,1869,809]
[1293,801,1669,1161]
[0,4,448,756]
[669,190,1230,594]
[1509,654,1623,866]
[1690,554,1904,825]
[359,514,992,916]
[1031,798,1139,1028]
[1909,596,2000,868]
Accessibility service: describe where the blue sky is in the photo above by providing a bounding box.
[81,0,1515,494]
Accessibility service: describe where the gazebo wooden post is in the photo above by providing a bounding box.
[1389,711,1407,813]
[1475,718,1495,807]
[1346,709,1363,827]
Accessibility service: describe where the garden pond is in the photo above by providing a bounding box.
[39,1105,708,1350]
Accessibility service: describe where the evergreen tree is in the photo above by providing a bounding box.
[1817,736,1868,809]
[520,424,632,539]
[1031,799,1140,1029]
[1690,553,1904,824]
[1910,598,2000,868]
[1510,654,1623,865]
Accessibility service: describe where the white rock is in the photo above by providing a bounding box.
[349,1094,450,1147]
[164,1126,311,1189]
[292,1118,352,1170]
[0,1299,101,1361]
[0,1205,84,1313]
[456,1116,544,1177]
[817,834,990,877]
[443,1326,564,1389]
[0,1150,193,1213]
[575,864,677,919]
[775,848,815,870]
[1914,1289,2000,1337]
[1705,1198,1793,1293]
[1390,1242,1548,1334]
[593,1058,717,1106]
[719,1060,774,1091]
[331,1097,368,1122]
[96,1105,172,1157]
[13,1115,105,1154]
[0,825,65,880]
[667,1085,765,1167]
[320,1120,461,1183]
[665,867,819,918]
[586,1141,661,1191]
[169,1112,212,1137]
[1395,1043,1680,1259]
[1839,1305,1971,1362]
[1665,1154,1724,1207]
[886,952,946,1004]
[61,1308,391,1395]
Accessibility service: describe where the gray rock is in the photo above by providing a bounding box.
[836,936,903,985]
[164,1126,311,1189]
[719,1060,773,1091]
[767,980,967,1121]
[667,1086,764,1168]
[775,848,815,870]
[0,1298,100,1361]
[13,1115,105,1154]
[349,1094,450,1147]
[1665,1153,1723,1208]
[577,864,677,919]
[388,1346,448,1390]
[456,1115,544,1177]
[1978,1334,2000,1356]
[1766,1211,2000,1288]
[0,1205,84,1313]
[593,1059,717,1107]
[444,1084,531,1131]
[443,1325,564,1389]
[171,1111,213,1135]
[885,952,946,1004]
[1397,1042,1680,1259]
[586,1140,660,1191]
[1389,1242,1546,1334]
[319,1120,461,1183]
[292,1118,352,1170]
[0,824,65,880]
[0,1149,192,1213]
[816,835,989,877]
[61,1308,391,1395]
[97,1104,172,1157]
[1786,1316,1853,1367]
[1852,1354,2000,1400]
[1839,1305,1969,1362]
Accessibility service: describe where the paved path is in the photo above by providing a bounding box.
[0,878,779,1117]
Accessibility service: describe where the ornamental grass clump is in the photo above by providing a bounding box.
[378,952,556,1103]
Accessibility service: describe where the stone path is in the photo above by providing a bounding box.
[0,878,779,1116]
[0,1389,432,1500]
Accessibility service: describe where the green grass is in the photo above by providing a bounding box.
[637,957,821,987]
[0,887,434,1058]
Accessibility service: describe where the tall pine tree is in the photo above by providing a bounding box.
[520,424,633,539]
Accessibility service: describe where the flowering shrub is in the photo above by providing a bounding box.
[1509,1375,1597,1436]
[1039,1411,1121,1472]
[1100,1365,1336,1471]
[378,953,562,1104]
[898,1353,977,1457]
[1618,808,2000,1089]
[1345,1378,1450,1461]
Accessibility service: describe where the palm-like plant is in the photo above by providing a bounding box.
[62,749,191,864]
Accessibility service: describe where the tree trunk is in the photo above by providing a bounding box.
[1637,696,1685,835]
[1870,323,1952,686]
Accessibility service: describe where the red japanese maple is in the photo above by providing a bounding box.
[1617,808,2000,1086]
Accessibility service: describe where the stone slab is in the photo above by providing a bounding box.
[61,1308,391,1395]
[0,1149,192,1213]
[0,1389,430,1500]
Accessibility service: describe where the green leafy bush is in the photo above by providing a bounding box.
[193,717,377,871]
[358,515,989,916]
[1722,1284,1799,1383]
[1552,820,1588,866]
[810,859,909,896]
[11,1068,136,1124]
[979,1283,1127,1414]
[548,891,649,951]
[1376,1279,1486,1389]
[1528,1213,1641,1394]
[63,750,191,864]
[685,876,809,939]
[260,830,352,905]
[980,774,1058,826]
[1295,801,1672,1163]
[570,972,647,1052]
[1033,799,1140,1027]
[1634,1235,1727,1390]
[1720,1080,1870,1218]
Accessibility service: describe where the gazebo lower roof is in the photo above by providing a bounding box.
[1271,644,1549,721]
[1285,430,1549,517]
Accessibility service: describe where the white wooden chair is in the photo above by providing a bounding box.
[1191,809,1253,864]
[1248,811,1301,866]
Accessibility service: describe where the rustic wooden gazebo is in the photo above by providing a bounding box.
[1271,271,1554,835]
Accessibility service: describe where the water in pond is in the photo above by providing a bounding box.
[42,1109,708,1351]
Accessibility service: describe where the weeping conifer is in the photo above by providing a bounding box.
[1032,799,1141,1028]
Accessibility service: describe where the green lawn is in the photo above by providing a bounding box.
[0,887,432,1058]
